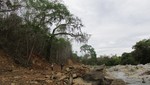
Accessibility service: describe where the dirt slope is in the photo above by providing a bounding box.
[0,50,89,85]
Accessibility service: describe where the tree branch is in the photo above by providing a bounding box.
[52,24,67,34]
[54,32,82,37]
[0,9,13,12]
[0,5,22,12]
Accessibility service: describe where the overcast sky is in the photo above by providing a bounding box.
[63,0,150,56]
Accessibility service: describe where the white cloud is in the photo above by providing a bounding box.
[64,0,150,56]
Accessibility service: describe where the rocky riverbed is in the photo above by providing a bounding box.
[106,64,150,85]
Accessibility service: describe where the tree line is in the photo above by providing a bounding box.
[75,39,150,66]
[0,0,89,67]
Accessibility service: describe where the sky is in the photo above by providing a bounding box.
[63,0,150,56]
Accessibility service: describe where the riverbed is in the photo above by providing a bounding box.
[106,64,150,85]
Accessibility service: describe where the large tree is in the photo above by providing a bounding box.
[25,0,90,61]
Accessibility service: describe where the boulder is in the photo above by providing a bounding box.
[95,64,105,72]
[73,78,92,85]
[111,79,126,85]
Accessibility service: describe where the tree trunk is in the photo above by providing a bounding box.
[46,35,54,62]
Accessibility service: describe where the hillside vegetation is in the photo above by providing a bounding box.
[0,0,89,67]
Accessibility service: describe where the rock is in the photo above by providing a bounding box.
[50,71,57,80]
[82,70,107,85]
[114,68,119,71]
[30,81,38,84]
[69,66,74,69]
[129,67,136,72]
[66,68,70,72]
[59,75,67,80]
[56,72,62,77]
[141,70,150,75]
[46,80,52,83]
[51,75,57,80]
[73,78,92,85]
[142,78,146,83]
[95,65,105,72]
[104,76,114,81]
[73,74,78,79]
[63,81,68,85]
[69,74,73,85]
[103,76,116,85]
[56,81,61,85]
[111,79,126,85]
[45,75,51,78]
[14,76,20,79]
[11,83,15,85]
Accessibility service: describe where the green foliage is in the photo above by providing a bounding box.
[25,0,89,42]
[109,55,121,65]
[71,51,81,62]
[79,39,150,66]
[80,44,97,65]
[0,0,89,67]
[97,55,121,66]
[0,14,48,67]
[25,0,90,61]
[121,52,137,65]
[96,39,150,66]
[50,38,72,64]
[133,39,150,64]
[97,56,109,65]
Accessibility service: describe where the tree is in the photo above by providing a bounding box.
[80,44,97,65]
[25,0,90,61]
[50,38,72,64]
[133,39,150,64]
[97,56,109,65]
[121,52,137,65]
